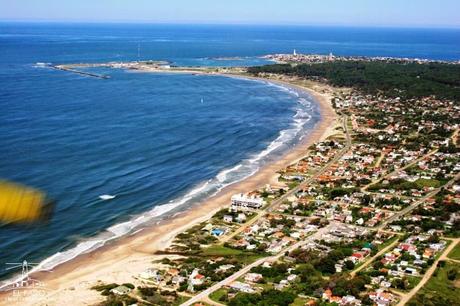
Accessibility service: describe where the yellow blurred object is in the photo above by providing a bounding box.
[0,181,54,224]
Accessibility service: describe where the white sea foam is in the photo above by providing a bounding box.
[0,79,318,287]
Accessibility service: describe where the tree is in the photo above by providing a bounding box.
[447,268,458,281]
[345,260,355,270]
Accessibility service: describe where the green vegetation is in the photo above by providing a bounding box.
[448,242,460,261]
[408,261,460,306]
[201,245,245,256]
[136,286,184,305]
[248,61,460,100]
[290,297,311,306]
[210,288,229,304]
[228,289,296,306]
[368,177,447,192]
[91,283,119,296]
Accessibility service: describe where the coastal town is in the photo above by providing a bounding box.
[263,51,460,65]
[79,54,460,306]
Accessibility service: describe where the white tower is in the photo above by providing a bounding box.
[293,49,297,56]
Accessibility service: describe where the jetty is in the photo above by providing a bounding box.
[50,65,110,79]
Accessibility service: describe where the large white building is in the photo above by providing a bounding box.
[231,193,265,211]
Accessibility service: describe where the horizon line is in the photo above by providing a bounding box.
[1,19,460,30]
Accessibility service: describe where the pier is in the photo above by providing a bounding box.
[50,65,110,79]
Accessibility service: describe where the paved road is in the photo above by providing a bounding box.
[180,225,334,306]
[396,238,460,306]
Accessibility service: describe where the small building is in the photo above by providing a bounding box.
[229,281,255,293]
[223,215,233,223]
[111,285,132,295]
[217,264,235,272]
[172,275,185,285]
[139,269,161,282]
[192,274,205,286]
[244,273,263,283]
[236,213,247,223]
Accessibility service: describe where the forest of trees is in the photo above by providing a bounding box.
[247,61,460,100]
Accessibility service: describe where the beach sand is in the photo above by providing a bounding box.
[0,75,338,306]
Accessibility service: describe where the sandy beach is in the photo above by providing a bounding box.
[0,73,338,306]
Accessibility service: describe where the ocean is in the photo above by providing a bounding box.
[0,23,459,281]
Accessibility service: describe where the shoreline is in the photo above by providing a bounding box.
[0,72,338,306]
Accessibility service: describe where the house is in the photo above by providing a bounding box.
[287,274,298,282]
[139,269,161,282]
[275,280,289,290]
[231,193,265,211]
[167,268,179,276]
[405,267,418,275]
[190,269,205,286]
[111,285,132,295]
[369,289,394,306]
[341,295,360,305]
[223,215,233,223]
[172,275,185,285]
[423,248,434,259]
[429,241,446,251]
[335,264,343,273]
[351,252,365,262]
[245,273,263,283]
[399,243,417,252]
[217,264,235,272]
[322,289,333,300]
[229,281,255,293]
[192,274,205,286]
[236,213,247,223]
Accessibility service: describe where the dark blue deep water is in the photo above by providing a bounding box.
[0,23,459,281]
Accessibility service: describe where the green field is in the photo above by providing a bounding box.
[407,261,460,306]
[172,295,191,306]
[201,245,244,256]
[448,242,460,260]
[201,245,264,264]
[210,288,229,304]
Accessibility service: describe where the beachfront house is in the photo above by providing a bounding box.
[230,193,265,211]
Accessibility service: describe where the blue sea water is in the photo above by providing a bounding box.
[0,23,459,281]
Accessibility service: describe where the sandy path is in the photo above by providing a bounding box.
[396,238,460,305]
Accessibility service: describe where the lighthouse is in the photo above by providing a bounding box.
[293,49,297,56]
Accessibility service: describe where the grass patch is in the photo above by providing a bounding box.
[407,261,460,306]
[201,245,245,256]
[290,297,311,306]
[172,295,190,306]
[414,178,443,188]
[448,242,460,261]
[209,288,228,304]
[201,244,265,265]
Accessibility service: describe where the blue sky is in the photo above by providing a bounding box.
[1,0,459,28]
